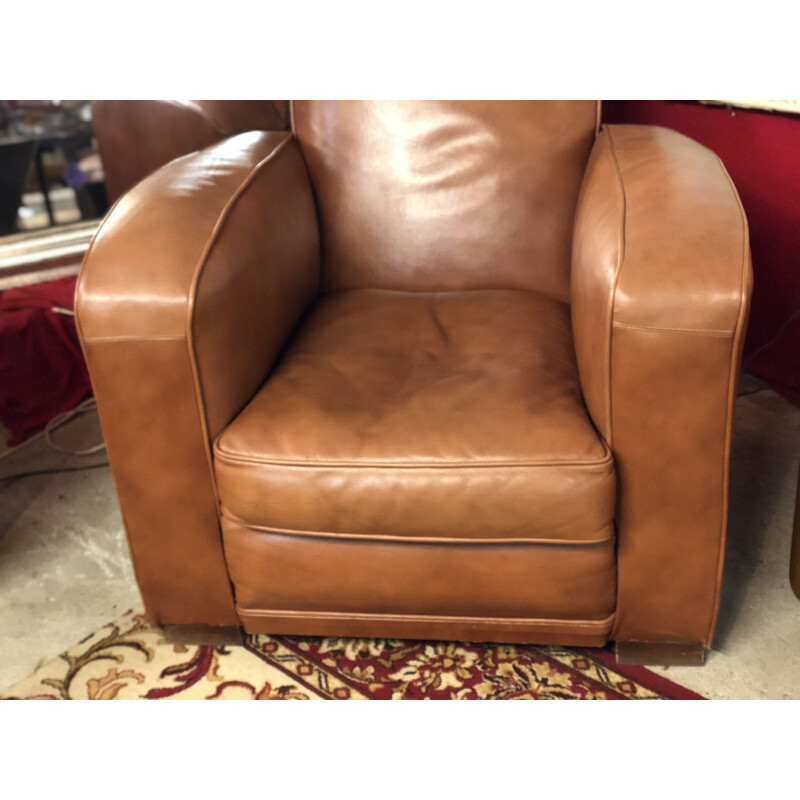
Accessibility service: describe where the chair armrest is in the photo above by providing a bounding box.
[572,124,752,646]
[76,131,320,625]
[91,100,288,201]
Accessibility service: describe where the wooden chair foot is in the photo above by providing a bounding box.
[161,623,243,647]
[615,641,705,666]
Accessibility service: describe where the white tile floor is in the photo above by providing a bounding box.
[0,381,798,698]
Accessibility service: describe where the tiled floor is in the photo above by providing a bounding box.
[0,411,138,691]
[0,379,798,698]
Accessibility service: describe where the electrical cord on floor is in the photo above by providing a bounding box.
[741,308,800,372]
[733,305,800,401]
[737,386,773,397]
[43,397,105,455]
[0,462,110,483]
[0,397,107,481]
[0,397,105,463]
[737,356,800,398]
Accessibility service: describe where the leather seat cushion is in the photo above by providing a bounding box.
[214,288,615,542]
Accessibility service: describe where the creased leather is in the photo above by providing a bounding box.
[571,124,752,646]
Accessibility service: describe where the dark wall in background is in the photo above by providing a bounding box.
[602,100,800,406]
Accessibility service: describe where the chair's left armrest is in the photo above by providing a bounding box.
[571,124,753,647]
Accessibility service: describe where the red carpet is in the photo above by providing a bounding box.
[3,609,704,699]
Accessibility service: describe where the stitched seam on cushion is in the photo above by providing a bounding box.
[221,509,615,546]
[613,322,734,337]
[213,445,614,470]
[235,608,616,628]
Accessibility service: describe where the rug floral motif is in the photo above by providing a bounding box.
[1,608,703,700]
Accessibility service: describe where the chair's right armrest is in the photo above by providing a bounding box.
[571,124,752,648]
[76,131,319,627]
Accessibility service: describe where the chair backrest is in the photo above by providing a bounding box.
[292,100,598,300]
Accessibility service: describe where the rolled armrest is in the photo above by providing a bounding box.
[92,100,288,201]
[76,132,320,625]
[572,124,752,646]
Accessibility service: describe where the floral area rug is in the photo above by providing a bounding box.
[2,608,703,700]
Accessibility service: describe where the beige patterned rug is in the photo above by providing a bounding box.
[2,608,703,699]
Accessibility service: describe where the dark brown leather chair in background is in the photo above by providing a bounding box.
[75,101,752,665]
[91,100,288,202]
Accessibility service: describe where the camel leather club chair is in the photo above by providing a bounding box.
[91,100,288,202]
[75,101,752,666]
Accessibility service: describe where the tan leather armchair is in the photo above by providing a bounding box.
[76,102,752,665]
[91,100,288,202]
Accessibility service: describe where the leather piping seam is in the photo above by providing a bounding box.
[184,133,294,598]
[235,607,616,630]
[613,322,734,337]
[213,447,614,470]
[707,151,752,646]
[221,511,615,546]
[601,126,626,451]
[81,334,187,343]
[185,133,293,466]
[603,126,626,643]
[320,286,573,300]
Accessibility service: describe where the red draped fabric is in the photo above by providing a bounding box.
[0,274,91,446]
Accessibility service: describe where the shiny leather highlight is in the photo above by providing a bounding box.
[293,100,597,299]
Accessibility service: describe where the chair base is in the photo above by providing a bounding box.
[157,624,705,666]
[237,607,613,647]
[161,623,243,647]
[615,640,705,666]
